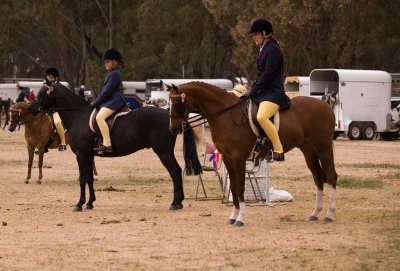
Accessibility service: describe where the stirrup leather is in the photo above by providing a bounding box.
[251,137,266,161]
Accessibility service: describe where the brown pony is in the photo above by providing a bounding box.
[8,102,97,184]
[168,82,338,226]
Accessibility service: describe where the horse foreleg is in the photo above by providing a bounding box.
[37,148,44,184]
[225,159,247,226]
[85,175,96,210]
[84,155,96,210]
[310,188,323,221]
[325,184,336,222]
[73,178,86,212]
[228,205,240,225]
[73,155,93,212]
[234,165,247,227]
[25,145,35,184]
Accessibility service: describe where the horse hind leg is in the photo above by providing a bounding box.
[316,146,338,222]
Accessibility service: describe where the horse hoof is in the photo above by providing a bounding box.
[72,206,83,212]
[324,217,334,223]
[169,203,183,211]
[36,180,42,185]
[24,180,29,184]
[234,221,244,227]
[227,219,236,225]
[85,204,94,210]
[309,215,318,221]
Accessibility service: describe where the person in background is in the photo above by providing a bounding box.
[30,67,67,151]
[28,89,36,102]
[16,85,29,102]
[243,18,291,162]
[78,85,85,98]
[90,48,125,153]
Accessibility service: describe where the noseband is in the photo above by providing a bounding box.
[9,108,22,124]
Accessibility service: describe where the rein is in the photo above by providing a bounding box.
[9,108,46,125]
[170,92,248,128]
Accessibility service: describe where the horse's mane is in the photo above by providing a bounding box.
[14,102,30,110]
[180,81,230,96]
[54,83,89,107]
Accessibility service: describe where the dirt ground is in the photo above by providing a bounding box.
[0,127,399,271]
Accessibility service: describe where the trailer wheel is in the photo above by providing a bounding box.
[362,123,375,140]
[348,123,362,140]
[333,131,341,140]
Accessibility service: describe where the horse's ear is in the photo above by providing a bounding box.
[171,84,179,91]
[165,83,172,91]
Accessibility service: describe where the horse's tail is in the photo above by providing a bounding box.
[183,126,202,176]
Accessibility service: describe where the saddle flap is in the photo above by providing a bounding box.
[89,103,131,136]
[248,100,280,138]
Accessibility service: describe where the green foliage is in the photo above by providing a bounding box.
[1,0,399,88]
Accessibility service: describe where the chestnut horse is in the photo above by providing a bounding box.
[168,82,338,226]
[8,102,98,184]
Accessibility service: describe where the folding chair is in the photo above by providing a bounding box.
[222,158,269,204]
[195,142,224,201]
[245,159,265,202]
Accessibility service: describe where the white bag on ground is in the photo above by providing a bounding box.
[268,187,294,202]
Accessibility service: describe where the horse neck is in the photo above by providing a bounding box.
[56,104,89,131]
[18,105,35,122]
[182,84,232,116]
[53,90,90,130]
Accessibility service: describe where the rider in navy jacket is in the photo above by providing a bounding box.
[244,19,290,162]
[90,67,124,110]
[91,48,125,153]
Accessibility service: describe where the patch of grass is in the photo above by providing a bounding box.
[337,177,383,189]
[226,262,240,268]
[126,176,168,185]
[343,162,400,169]
[271,175,311,182]
[351,262,377,271]
[233,247,264,254]
[279,214,295,222]
[381,172,400,180]
[0,159,24,166]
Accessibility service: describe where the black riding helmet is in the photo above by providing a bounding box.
[45,66,60,78]
[249,19,273,34]
[102,48,123,65]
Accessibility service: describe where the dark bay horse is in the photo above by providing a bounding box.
[168,82,338,226]
[31,83,200,212]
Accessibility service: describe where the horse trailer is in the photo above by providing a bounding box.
[308,69,393,140]
[0,81,69,102]
[284,76,309,99]
[145,79,234,109]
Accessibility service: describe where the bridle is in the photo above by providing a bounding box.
[9,107,46,125]
[169,91,248,130]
